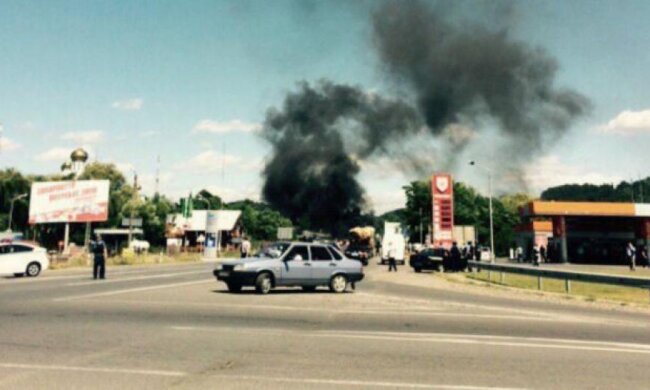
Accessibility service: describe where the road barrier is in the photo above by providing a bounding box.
[468,261,650,298]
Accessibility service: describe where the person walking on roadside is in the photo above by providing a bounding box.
[626,242,637,271]
[532,244,540,267]
[240,236,251,258]
[636,245,650,268]
[540,245,547,264]
[516,246,523,263]
[387,243,397,272]
[91,233,108,280]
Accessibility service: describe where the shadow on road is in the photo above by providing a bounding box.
[211,289,352,295]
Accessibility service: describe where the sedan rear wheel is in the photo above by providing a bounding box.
[329,274,348,293]
[26,262,41,277]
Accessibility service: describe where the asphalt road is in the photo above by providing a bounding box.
[1,260,650,389]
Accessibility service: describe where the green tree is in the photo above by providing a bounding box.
[0,168,31,232]
[193,190,223,210]
[226,199,292,241]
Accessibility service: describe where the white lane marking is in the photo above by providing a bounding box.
[105,299,579,323]
[0,362,186,377]
[211,374,525,390]
[53,279,214,302]
[173,326,650,355]
[66,270,207,287]
[0,265,210,285]
[355,291,645,327]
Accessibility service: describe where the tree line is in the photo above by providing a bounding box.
[2,163,647,254]
[0,163,291,249]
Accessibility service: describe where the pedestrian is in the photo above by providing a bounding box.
[241,236,251,258]
[540,245,547,263]
[91,233,108,280]
[640,246,649,268]
[532,244,540,266]
[626,242,636,271]
[387,243,397,272]
[450,242,462,272]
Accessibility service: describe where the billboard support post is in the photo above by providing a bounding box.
[64,223,70,253]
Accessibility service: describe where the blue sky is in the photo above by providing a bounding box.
[1,0,649,213]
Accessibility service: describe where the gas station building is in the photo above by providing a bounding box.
[516,201,650,264]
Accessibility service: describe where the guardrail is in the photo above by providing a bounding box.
[467,261,650,297]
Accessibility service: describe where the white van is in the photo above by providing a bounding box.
[380,222,406,265]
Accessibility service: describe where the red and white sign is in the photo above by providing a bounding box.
[431,173,454,248]
[29,180,110,224]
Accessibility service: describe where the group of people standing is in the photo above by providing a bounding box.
[626,242,649,271]
[446,241,479,272]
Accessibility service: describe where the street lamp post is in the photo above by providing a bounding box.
[7,193,28,232]
[469,161,495,263]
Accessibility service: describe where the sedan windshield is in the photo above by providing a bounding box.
[255,242,290,259]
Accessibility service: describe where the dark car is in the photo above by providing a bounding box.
[409,247,448,272]
[344,244,372,266]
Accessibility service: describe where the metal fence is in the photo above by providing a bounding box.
[468,261,650,296]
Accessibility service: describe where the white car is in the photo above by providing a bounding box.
[0,242,49,277]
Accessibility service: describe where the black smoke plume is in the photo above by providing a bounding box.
[261,81,420,234]
[372,0,591,179]
[261,1,590,234]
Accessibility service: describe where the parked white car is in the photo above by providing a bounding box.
[0,242,49,277]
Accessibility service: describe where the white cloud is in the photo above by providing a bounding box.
[598,109,650,135]
[112,98,144,111]
[34,147,74,162]
[524,155,621,193]
[0,137,21,152]
[61,130,104,144]
[192,119,261,134]
[367,190,406,215]
[174,150,243,173]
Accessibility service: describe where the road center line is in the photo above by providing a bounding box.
[173,326,650,355]
[0,362,186,377]
[53,279,214,302]
[66,270,207,287]
[105,299,577,322]
[210,374,526,389]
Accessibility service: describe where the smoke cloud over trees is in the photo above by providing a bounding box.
[261,0,591,234]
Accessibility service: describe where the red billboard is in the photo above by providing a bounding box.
[431,173,454,248]
[29,180,110,224]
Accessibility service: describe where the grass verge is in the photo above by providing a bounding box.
[466,271,650,306]
[50,252,201,270]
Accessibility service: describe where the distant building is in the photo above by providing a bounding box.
[517,201,650,264]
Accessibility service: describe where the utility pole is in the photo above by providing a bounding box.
[419,207,423,244]
[155,155,160,197]
[128,173,139,246]
[469,160,495,263]
[7,193,28,232]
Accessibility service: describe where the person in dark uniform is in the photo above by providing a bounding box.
[91,233,108,280]
[450,242,461,272]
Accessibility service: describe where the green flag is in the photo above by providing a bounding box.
[187,193,194,217]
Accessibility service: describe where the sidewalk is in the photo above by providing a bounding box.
[496,258,650,277]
